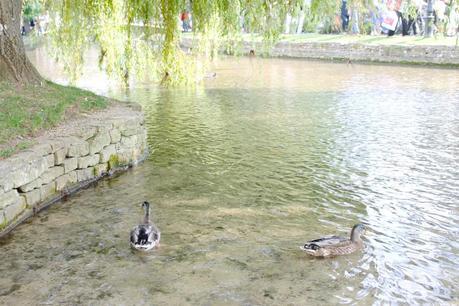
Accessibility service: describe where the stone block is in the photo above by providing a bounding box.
[78,154,100,169]
[55,172,78,191]
[94,163,108,177]
[120,135,138,148]
[34,143,53,156]
[48,139,67,153]
[68,141,90,158]
[22,189,41,207]
[41,166,65,185]
[115,118,139,131]
[19,177,43,193]
[54,148,67,165]
[120,126,141,137]
[96,124,112,133]
[100,144,117,163]
[45,154,55,167]
[88,132,111,155]
[0,212,5,227]
[63,157,78,173]
[40,182,56,201]
[114,150,132,166]
[109,129,121,143]
[75,126,97,140]
[68,170,77,182]
[3,199,26,223]
[0,153,48,190]
[0,190,22,210]
[77,167,95,182]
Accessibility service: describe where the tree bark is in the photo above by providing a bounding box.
[0,0,42,85]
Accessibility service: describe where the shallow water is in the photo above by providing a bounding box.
[1,49,458,304]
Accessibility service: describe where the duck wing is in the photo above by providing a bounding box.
[148,224,161,243]
[306,235,347,248]
[130,226,139,244]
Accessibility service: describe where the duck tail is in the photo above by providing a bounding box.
[300,243,320,254]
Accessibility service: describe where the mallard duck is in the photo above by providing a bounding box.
[130,201,161,251]
[300,224,365,257]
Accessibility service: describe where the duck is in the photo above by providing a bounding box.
[300,224,365,257]
[130,201,161,251]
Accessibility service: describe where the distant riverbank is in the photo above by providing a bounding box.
[182,33,459,67]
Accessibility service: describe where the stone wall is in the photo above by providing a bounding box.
[181,37,459,66]
[270,42,459,65]
[0,104,148,236]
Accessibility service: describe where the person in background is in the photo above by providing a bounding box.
[386,0,402,36]
[400,0,418,35]
[446,2,459,36]
[341,0,350,31]
[434,0,447,35]
[350,4,360,34]
[370,0,384,35]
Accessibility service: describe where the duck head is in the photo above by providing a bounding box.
[350,224,366,242]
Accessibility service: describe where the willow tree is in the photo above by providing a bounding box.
[1,0,347,86]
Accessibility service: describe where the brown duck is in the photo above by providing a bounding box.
[300,224,365,257]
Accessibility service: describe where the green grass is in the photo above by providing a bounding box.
[0,81,109,158]
[278,33,458,46]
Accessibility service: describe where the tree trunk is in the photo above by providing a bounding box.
[0,0,42,85]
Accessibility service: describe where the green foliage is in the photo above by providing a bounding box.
[41,0,382,85]
[23,0,42,21]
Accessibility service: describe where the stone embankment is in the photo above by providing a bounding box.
[0,104,147,237]
[182,37,459,66]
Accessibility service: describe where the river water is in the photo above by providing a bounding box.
[1,45,458,305]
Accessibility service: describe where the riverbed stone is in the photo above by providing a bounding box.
[54,148,67,165]
[100,144,117,163]
[68,141,90,158]
[109,129,121,143]
[76,167,95,182]
[22,189,41,207]
[41,166,65,185]
[89,132,111,155]
[40,182,56,201]
[78,154,100,169]
[19,177,43,193]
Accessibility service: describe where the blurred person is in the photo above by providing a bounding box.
[446,2,459,36]
[341,0,350,31]
[434,0,447,34]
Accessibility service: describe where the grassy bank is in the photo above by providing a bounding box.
[278,33,459,46]
[0,81,109,158]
